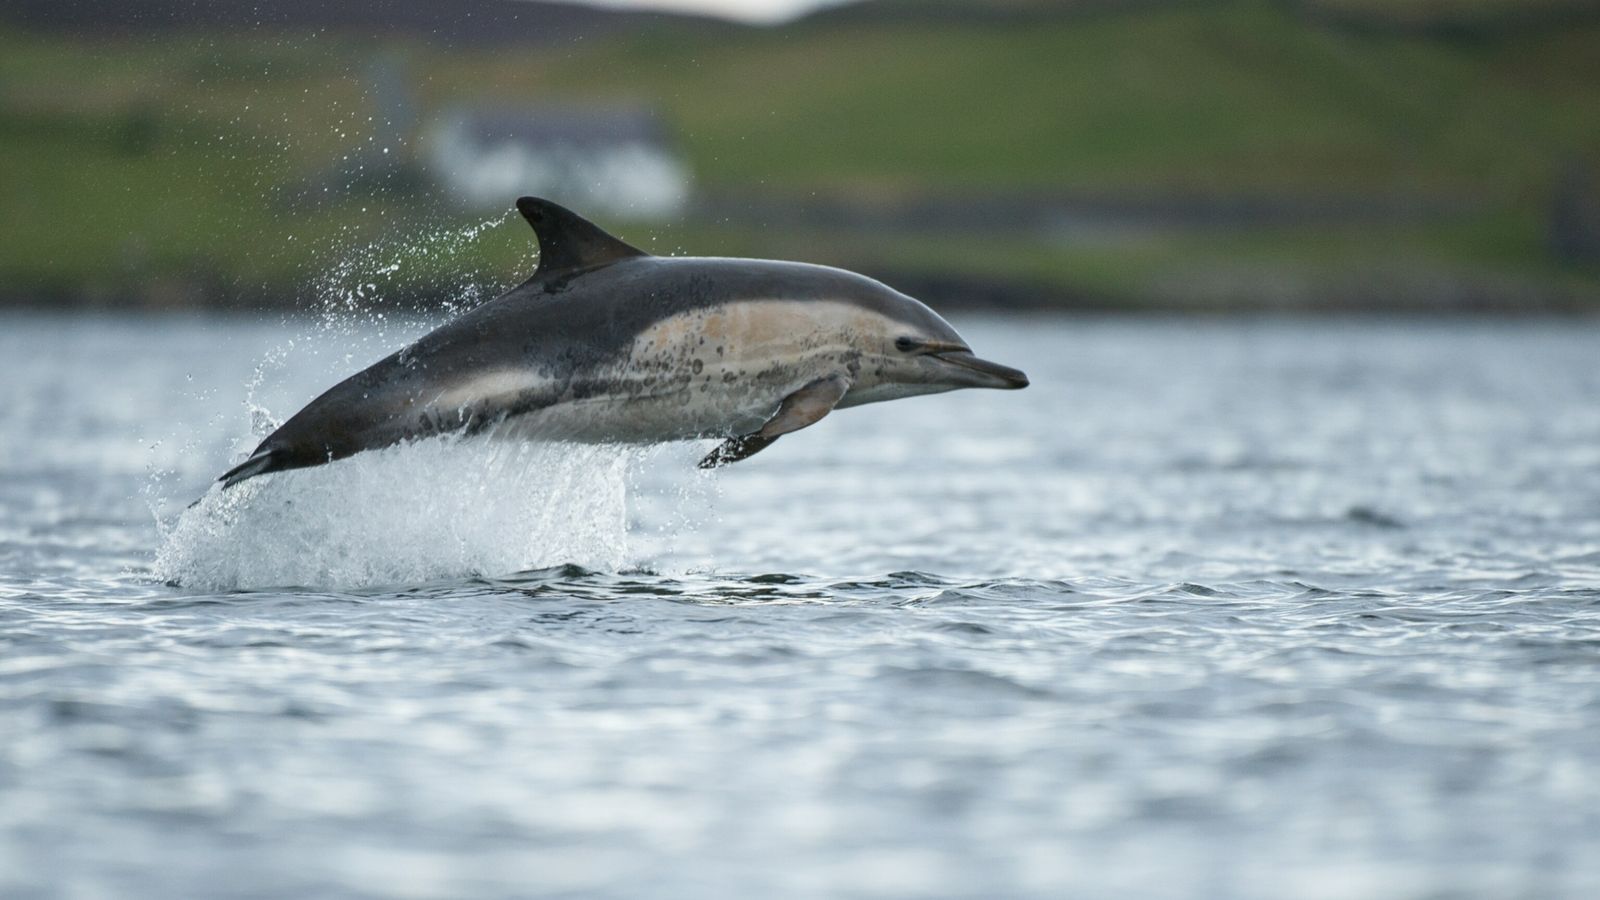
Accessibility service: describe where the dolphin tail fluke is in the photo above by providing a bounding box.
[218,448,280,489]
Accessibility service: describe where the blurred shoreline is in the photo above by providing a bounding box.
[3,0,1598,315]
[6,274,1597,316]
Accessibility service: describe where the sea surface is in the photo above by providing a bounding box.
[3,312,1600,899]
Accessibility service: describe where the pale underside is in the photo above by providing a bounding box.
[422,299,945,445]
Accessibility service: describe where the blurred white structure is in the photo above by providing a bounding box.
[427,105,691,219]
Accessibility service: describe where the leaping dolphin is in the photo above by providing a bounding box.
[218,197,1028,488]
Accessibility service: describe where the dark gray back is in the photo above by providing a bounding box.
[411,254,960,378]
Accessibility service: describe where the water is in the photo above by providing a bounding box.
[3,312,1600,899]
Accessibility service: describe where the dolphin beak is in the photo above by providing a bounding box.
[932,350,1030,390]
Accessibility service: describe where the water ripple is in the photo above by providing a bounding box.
[5,316,1600,898]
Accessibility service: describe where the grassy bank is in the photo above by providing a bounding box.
[2,0,1597,310]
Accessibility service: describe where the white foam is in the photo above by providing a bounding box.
[154,438,651,591]
[146,212,730,591]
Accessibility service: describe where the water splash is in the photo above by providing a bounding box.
[155,438,645,591]
[143,209,689,591]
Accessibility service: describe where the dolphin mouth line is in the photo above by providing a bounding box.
[932,350,1030,389]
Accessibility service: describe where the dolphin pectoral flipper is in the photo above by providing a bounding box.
[698,375,850,469]
[697,433,777,469]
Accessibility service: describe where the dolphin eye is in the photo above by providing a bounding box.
[895,337,919,353]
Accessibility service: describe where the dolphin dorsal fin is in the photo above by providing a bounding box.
[516,196,649,281]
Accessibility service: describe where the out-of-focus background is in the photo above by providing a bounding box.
[3,0,1598,314]
[9,7,1600,899]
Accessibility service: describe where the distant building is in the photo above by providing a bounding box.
[427,104,691,218]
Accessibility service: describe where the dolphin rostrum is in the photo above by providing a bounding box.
[217,197,1029,488]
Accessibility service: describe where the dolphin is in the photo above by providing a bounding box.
[217,196,1028,488]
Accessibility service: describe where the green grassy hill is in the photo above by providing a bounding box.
[2,0,1597,310]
